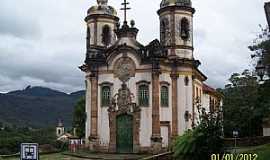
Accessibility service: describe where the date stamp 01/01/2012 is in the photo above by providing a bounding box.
[210,154,258,160]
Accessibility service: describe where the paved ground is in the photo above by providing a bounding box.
[63,152,150,160]
[1,152,151,160]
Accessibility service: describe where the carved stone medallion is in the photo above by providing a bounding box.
[114,57,136,83]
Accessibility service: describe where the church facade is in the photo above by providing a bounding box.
[80,0,222,153]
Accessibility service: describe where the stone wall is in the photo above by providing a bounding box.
[224,136,270,147]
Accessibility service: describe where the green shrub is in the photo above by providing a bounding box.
[172,108,224,160]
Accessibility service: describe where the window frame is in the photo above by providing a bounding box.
[160,81,170,107]
[99,82,113,107]
[136,81,151,107]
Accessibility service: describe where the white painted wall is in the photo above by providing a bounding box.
[159,73,172,123]
[177,75,193,135]
[177,76,185,135]
[97,74,114,147]
[97,53,154,147]
[185,75,193,129]
[86,53,197,147]
[128,72,152,147]
[202,94,210,112]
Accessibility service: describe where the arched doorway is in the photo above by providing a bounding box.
[116,114,133,153]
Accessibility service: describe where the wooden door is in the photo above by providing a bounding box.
[116,114,133,153]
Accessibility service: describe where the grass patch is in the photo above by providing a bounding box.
[244,144,270,160]
[1,153,85,160]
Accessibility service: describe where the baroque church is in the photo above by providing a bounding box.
[80,0,222,153]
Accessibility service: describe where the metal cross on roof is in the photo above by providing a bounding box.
[120,0,131,23]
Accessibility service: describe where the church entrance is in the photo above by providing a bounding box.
[116,114,133,153]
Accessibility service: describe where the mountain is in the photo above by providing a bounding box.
[0,86,85,128]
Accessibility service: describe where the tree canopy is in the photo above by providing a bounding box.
[72,97,86,138]
[249,27,270,76]
[222,70,270,137]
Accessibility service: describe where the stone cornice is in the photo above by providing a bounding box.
[160,81,171,86]
[165,45,194,50]
[157,5,195,15]
[136,80,151,86]
[99,82,113,86]
[85,14,119,22]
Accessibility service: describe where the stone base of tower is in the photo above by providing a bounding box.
[151,135,163,154]
[88,135,99,151]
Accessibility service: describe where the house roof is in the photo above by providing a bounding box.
[203,83,223,98]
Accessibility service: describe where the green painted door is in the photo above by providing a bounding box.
[116,114,133,153]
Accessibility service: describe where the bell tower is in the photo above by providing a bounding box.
[158,0,195,59]
[56,119,65,138]
[85,0,119,52]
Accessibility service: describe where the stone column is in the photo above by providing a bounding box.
[89,72,99,150]
[151,71,162,154]
[170,73,179,137]
[85,76,91,144]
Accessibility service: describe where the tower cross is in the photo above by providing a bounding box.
[120,0,131,23]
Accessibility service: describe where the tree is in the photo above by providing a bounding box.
[172,105,223,160]
[72,97,86,138]
[222,70,269,137]
[249,26,270,76]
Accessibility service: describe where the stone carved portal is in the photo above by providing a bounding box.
[108,57,140,153]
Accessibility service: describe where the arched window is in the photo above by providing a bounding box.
[86,27,90,50]
[161,86,169,107]
[102,25,111,46]
[180,18,190,40]
[101,86,111,107]
[138,85,149,106]
[184,76,189,86]
[160,18,169,44]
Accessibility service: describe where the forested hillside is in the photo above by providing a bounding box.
[0,86,85,128]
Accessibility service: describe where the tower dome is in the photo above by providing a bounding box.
[87,0,117,16]
[160,0,192,8]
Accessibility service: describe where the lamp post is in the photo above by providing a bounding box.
[233,130,239,154]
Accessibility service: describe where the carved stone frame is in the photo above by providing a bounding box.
[108,110,141,153]
[99,82,113,108]
[160,81,170,108]
[136,80,151,107]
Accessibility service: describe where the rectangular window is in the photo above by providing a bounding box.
[139,85,149,106]
[101,86,111,107]
[161,86,169,107]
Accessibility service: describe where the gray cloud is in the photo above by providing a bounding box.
[0,0,268,93]
[0,1,41,39]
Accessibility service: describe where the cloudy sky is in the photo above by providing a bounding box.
[0,0,267,93]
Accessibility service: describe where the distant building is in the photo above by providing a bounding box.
[57,133,73,142]
[202,84,223,113]
[56,119,65,138]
